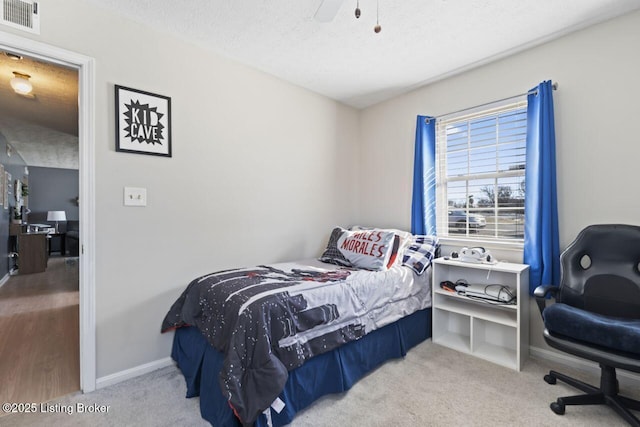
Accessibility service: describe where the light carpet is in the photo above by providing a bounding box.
[2,340,638,426]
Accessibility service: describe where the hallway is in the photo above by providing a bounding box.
[0,257,79,404]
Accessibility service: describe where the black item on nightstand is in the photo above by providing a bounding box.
[534,224,640,426]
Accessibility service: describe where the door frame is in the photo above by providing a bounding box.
[0,31,97,392]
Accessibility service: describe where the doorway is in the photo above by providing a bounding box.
[0,31,96,395]
[0,257,80,402]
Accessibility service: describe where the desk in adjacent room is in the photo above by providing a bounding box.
[16,232,49,274]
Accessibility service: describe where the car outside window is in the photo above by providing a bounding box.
[436,101,527,241]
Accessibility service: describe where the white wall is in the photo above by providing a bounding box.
[3,1,639,382]
[0,0,360,378]
[359,10,640,350]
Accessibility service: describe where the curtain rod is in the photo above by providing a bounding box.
[429,82,558,123]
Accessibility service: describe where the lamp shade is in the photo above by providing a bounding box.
[47,210,66,221]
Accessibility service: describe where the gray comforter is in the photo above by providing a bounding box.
[162,259,431,425]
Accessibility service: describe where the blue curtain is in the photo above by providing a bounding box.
[524,81,560,294]
[411,116,436,236]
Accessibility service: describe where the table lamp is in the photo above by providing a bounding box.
[47,210,66,233]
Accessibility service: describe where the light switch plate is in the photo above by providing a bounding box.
[124,187,147,206]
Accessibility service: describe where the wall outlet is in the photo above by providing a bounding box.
[124,187,147,206]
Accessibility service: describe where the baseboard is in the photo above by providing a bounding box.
[530,345,640,387]
[0,272,10,289]
[95,357,174,390]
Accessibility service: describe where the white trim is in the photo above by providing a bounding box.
[438,98,528,125]
[79,52,97,394]
[0,272,9,289]
[438,236,524,252]
[530,345,640,387]
[96,357,175,389]
[530,345,598,372]
[0,30,97,393]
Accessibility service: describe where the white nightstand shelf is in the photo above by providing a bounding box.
[431,258,529,371]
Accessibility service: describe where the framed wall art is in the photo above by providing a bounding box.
[115,85,172,157]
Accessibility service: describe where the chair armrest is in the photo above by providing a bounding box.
[533,284,559,317]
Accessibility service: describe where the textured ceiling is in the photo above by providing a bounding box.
[0,116,78,170]
[87,0,640,108]
[0,51,78,169]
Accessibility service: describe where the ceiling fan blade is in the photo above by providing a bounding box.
[314,0,344,22]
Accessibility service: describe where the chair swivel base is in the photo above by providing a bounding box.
[544,366,640,427]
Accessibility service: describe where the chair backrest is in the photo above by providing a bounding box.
[558,224,640,319]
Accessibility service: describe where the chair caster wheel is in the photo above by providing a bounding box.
[550,401,565,415]
[544,374,557,384]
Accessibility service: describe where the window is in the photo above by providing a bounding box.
[436,100,527,242]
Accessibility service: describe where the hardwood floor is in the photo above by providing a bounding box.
[0,257,79,404]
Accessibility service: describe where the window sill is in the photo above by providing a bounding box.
[437,236,524,253]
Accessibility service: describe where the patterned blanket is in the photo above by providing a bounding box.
[162,259,431,424]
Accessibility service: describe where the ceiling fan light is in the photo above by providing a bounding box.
[10,71,32,95]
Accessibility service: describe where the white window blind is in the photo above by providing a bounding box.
[436,100,528,241]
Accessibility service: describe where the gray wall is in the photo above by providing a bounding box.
[1,0,361,378]
[27,166,79,223]
[358,11,640,355]
[0,132,28,278]
[4,0,635,382]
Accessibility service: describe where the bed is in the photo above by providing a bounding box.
[162,227,438,426]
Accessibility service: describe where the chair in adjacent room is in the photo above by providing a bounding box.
[534,224,640,426]
[66,220,80,257]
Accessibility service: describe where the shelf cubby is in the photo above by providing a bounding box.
[431,258,529,371]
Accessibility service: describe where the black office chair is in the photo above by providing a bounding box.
[535,224,640,426]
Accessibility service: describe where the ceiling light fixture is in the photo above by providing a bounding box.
[5,52,23,61]
[10,71,33,95]
[352,0,381,33]
[374,0,381,33]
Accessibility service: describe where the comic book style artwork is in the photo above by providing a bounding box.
[115,85,172,157]
[162,260,431,424]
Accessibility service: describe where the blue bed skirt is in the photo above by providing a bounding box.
[172,307,432,426]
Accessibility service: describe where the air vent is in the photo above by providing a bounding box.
[1,0,39,34]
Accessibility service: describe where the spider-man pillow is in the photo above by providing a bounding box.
[320,227,398,271]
